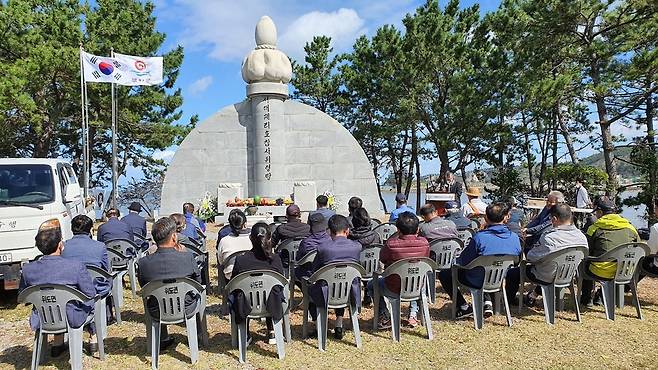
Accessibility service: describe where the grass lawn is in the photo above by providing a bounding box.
[2,228,658,369]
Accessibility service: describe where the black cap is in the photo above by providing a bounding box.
[128,202,142,212]
[395,193,407,203]
[594,198,616,213]
[308,213,328,233]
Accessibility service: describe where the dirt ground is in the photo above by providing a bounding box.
[2,225,658,369]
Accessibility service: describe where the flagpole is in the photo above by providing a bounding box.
[111,47,118,209]
[84,66,90,199]
[79,44,88,199]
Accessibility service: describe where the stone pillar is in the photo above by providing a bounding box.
[241,16,293,199]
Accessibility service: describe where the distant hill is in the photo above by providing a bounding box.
[580,147,640,179]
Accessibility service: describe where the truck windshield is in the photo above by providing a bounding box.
[0,165,55,205]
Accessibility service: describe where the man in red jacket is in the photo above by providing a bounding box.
[368,212,430,329]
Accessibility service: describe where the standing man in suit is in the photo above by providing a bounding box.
[308,215,361,340]
[440,171,464,206]
[137,217,202,350]
[20,219,98,356]
[122,202,147,238]
[97,208,134,243]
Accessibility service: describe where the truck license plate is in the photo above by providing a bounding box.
[0,253,12,263]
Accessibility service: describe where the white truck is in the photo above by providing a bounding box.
[0,159,84,290]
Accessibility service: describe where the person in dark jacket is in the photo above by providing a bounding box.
[505,196,524,237]
[444,201,472,230]
[308,215,361,340]
[308,195,336,222]
[272,204,310,247]
[347,196,363,226]
[137,217,202,351]
[438,202,521,319]
[523,191,564,252]
[20,219,97,357]
[295,213,330,281]
[418,203,458,242]
[231,223,285,345]
[63,215,111,297]
[369,212,430,329]
[349,207,378,246]
[121,202,147,238]
[182,202,206,242]
[97,208,134,243]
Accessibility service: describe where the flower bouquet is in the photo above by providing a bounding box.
[196,191,218,222]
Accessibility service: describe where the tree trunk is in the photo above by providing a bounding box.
[551,110,558,189]
[590,63,618,196]
[415,150,422,213]
[557,102,578,164]
[404,129,417,197]
[522,110,536,196]
[645,84,655,227]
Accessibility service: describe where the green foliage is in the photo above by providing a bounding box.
[622,142,658,225]
[0,0,194,184]
[545,164,608,202]
[485,166,527,202]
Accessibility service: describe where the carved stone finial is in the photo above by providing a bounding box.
[255,16,277,49]
[241,15,292,93]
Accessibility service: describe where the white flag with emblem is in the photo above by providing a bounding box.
[81,51,163,86]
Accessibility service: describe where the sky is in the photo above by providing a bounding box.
[123,0,644,184]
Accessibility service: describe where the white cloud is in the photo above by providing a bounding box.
[279,8,366,61]
[152,149,176,162]
[188,75,213,95]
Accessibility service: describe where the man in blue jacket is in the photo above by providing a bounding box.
[97,208,134,243]
[121,202,147,238]
[295,213,330,281]
[522,191,564,252]
[389,193,415,222]
[63,215,111,296]
[437,202,521,319]
[183,202,206,242]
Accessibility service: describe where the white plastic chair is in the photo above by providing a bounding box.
[86,265,120,337]
[428,238,463,303]
[373,223,397,243]
[105,239,138,300]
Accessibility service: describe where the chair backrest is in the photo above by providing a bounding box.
[470,218,481,230]
[535,246,588,286]
[225,270,290,317]
[18,284,94,334]
[308,262,366,308]
[373,222,396,243]
[277,238,303,262]
[86,265,113,287]
[105,239,138,257]
[359,244,383,279]
[457,228,475,246]
[370,218,382,229]
[182,243,207,265]
[269,222,279,234]
[461,255,518,292]
[597,242,650,284]
[140,277,205,325]
[381,258,438,300]
[107,248,130,271]
[296,250,317,267]
[429,238,464,270]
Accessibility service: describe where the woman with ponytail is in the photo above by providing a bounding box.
[217,210,251,280]
[230,222,285,345]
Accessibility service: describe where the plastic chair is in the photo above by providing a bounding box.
[372,258,437,341]
[291,251,318,305]
[373,223,397,243]
[276,238,304,279]
[105,239,138,299]
[359,244,383,283]
[428,238,464,303]
[86,265,120,337]
[451,254,518,330]
[18,284,104,370]
[302,262,366,350]
[457,228,475,247]
[217,250,249,315]
[518,246,588,324]
[577,242,650,320]
[182,242,211,288]
[141,277,208,369]
[226,270,291,363]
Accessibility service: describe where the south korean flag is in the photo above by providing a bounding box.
[81,51,124,84]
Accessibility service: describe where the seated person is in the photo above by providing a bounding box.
[347,196,363,226]
[419,203,458,242]
[641,203,658,281]
[522,191,564,252]
[389,193,415,222]
[444,201,472,230]
[438,202,521,319]
[463,187,487,218]
[505,196,524,236]
[308,195,336,223]
[505,204,587,305]
[308,215,361,340]
[20,219,98,356]
[215,209,240,250]
[121,202,147,239]
[169,213,193,247]
[348,207,378,246]
[580,198,639,306]
[183,202,206,242]
[295,213,331,282]
[97,208,134,243]
[217,210,252,280]
[137,217,202,350]
[63,215,112,297]
[272,204,310,248]
[369,212,429,329]
[231,223,285,345]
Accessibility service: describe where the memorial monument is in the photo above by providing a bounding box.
[160,16,382,219]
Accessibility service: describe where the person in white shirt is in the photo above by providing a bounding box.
[641,204,658,281]
[217,210,252,279]
[575,178,591,208]
[463,187,487,218]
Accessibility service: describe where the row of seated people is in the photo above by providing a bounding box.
[20,194,658,358]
